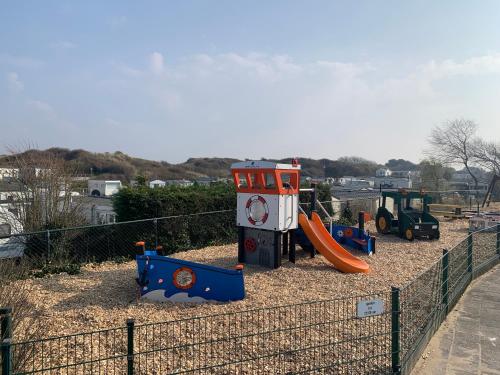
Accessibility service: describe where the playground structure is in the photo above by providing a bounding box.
[231,160,370,273]
[376,190,440,241]
[135,242,245,303]
[296,210,376,256]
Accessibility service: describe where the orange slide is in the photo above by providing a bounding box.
[298,212,370,273]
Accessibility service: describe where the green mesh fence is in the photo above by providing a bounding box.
[399,224,500,374]
[0,210,236,269]
[7,293,393,375]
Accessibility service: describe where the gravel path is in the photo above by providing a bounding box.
[19,219,469,338]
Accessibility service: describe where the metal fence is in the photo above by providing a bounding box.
[0,210,236,267]
[2,292,393,375]
[1,225,499,374]
[398,224,500,374]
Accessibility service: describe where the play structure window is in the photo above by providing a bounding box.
[236,173,248,188]
[250,173,265,189]
[279,173,297,189]
[265,173,277,189]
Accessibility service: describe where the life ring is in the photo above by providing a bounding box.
[245,195,269,226]
[244,238,257,252]
[172,267,196,290]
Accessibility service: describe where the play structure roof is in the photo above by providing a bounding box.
[230,161,301,170]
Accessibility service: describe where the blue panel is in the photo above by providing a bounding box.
[136,252,245,303]
[296,224,375,255]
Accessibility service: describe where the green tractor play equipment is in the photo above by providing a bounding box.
[376,190,440,241]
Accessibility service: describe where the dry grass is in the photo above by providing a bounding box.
[17,219,469,339]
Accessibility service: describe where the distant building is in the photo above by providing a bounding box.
[330,189,381,219]
[165,179,194,187]
[0,168,18,181]
[88,180,122,197]
[77,196,117,225]
[375,168,392,177]
[449,171,489,191]
[390,170,411,178]
[337,176,374,188]
[372,177,412,189]
[149,179,166,188]
[0,180,23,203]
[194,177,213,186]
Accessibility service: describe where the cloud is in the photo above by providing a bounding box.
[50,41,76,50]
[149,52,165,74]
[6,72,24,92]
[11,51,500,163]
[27,99,55,115]
[422,53,500,79]
[118,51,500,162]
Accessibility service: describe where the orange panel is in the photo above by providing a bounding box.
[231,168,300,195]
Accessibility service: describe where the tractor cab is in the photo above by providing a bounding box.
[376,190,440,241]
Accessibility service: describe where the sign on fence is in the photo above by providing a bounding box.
[357,299,384,318]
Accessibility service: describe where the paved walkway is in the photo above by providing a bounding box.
[413,266,500,375]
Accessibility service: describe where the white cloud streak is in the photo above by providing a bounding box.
[149,52,165,74]
[6,72,24,92]
[27,99,55,115]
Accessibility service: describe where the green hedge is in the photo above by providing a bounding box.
[113,183,236,221]
[110,183,238,254]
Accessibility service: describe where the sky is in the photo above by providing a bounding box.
[1,1,500,164]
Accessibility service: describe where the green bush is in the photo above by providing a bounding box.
[110,183,237,254]
[113,183,236,221]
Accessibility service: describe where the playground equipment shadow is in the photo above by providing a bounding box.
[13,218,470,339]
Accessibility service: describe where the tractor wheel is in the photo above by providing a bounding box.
[376,213,391,234]
[404,228,415,241]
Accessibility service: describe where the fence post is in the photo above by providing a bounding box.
[497,224,500,256]
[1,339,12,375]
[391,286,401,374]
[467,233,473,280]
[46,230,51,261]
[127,319,134,375]
[0,308,12,340]
[442,249,449,315]
[1,308,12,375]
[154,219,158,248]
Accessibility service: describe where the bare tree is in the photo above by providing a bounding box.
[419,158,446,191]
[0,145,85,232]
[471,139,500,174]
[427,119,479,189]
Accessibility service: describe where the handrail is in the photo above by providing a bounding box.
[316,200,333,235]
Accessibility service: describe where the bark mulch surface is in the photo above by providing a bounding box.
[20,219,469,338]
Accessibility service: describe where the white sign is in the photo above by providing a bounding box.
[357,299,384,318]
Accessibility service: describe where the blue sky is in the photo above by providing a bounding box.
[1,1,500,163]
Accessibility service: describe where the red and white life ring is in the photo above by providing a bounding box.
[172,267,196,290]
[245,195,269,226]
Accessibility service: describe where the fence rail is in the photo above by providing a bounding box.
[1,223,500,374]
[0,210,237,267]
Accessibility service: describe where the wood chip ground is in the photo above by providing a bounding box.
[18,219,469,338]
